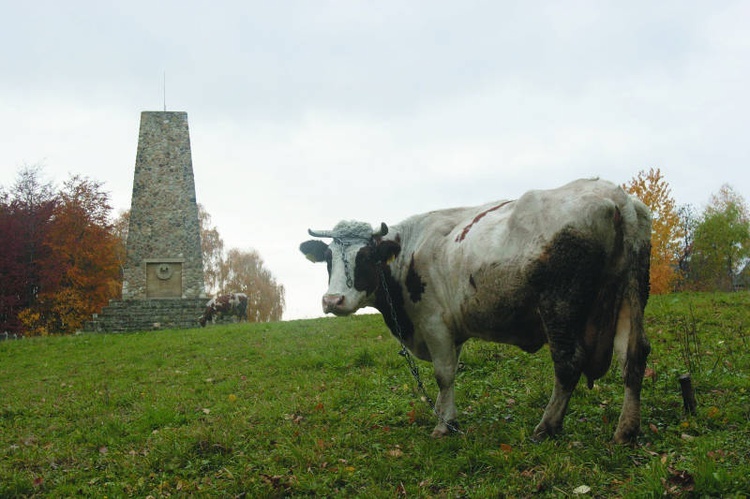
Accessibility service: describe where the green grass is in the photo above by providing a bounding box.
[1,293,749,497]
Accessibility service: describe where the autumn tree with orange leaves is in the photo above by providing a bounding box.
[0,167,122,335]
[623,168,683,294]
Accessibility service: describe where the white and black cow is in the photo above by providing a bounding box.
[198,292,248,327]
[300,178,651,443]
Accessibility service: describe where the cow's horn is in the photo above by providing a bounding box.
[308,228,334,238]
[373,222,388,237]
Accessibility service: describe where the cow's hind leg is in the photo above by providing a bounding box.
[533,338,585,441]
[532,298,588,440]
[530,228,605,440]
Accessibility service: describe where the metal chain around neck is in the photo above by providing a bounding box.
[377,265,462,435]
[333,237,361,288]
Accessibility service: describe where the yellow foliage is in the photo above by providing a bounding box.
[623,168,684,294]
[17,289,91,336]
[18,309,50,337]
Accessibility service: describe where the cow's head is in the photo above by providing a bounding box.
[300,220,400,316]
[198,301,216,327]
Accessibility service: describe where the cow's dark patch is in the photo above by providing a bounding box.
[455,200,513,242]
[405,255,426,303]
[351,241,401,294]
[353,245,379,295]
[461,266,547,353]
[347,241,415,344]
[529,227,607,387]
[373,260,415,345]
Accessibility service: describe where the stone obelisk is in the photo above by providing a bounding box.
[122,111,205,300]
[87,111,206,332]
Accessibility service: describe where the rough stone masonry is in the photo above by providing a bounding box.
[86,111,206,332]
[122,111,205,300]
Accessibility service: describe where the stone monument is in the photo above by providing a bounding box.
[87,111,207,332]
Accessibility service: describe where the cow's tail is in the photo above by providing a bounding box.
[582,197,650,387]
[620,199,652,385]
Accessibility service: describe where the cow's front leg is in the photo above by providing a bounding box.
[430,343,462,437]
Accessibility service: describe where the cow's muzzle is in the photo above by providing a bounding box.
[322,294,346,315]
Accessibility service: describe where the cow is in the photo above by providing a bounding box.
[198,292,248,327]
[300,178,651,443]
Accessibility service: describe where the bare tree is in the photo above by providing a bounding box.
[220,248,285,322]
[198,204,225,294]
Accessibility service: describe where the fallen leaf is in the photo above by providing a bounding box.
[407,409,417,424]
[666,467,695,491]
[284,413,304,423]
[573,484,591,495]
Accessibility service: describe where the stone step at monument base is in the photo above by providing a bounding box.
[84,298,207,333]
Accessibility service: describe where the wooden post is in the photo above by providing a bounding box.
[678,374,697,415]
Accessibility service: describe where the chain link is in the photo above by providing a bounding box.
[333,238,357,288]
[377,265,462,434]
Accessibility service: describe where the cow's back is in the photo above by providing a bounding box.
[399,179,647,346]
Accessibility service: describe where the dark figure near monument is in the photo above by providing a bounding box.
[198,293,249,327]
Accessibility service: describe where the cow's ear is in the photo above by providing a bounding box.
[300,240,329,263]
[376,240,401,263]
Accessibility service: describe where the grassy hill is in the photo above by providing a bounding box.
[2,293,749,497]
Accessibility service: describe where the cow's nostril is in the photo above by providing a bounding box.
[322,294,345,312]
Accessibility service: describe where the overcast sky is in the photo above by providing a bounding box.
[2,1,749,320]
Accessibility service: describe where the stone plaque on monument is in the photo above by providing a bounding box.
[146,261,183,298]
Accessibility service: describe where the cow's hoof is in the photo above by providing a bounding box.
[613,426,639,444]
[431,420,460,438]
[532,422,561,442]
[431,428,449,438]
